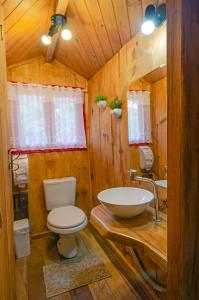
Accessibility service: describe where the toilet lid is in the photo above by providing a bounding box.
[48,206,86,229]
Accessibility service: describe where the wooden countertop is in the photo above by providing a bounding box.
[90,205,167,271]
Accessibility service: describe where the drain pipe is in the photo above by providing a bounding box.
[126,247,167,294]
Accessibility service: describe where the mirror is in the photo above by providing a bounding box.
[127,65,167,180]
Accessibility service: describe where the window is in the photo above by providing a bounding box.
[127,90,152,145]
[8,82,87,153]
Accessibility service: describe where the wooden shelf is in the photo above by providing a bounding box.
[90,205,167,271]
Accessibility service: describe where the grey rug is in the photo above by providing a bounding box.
[43,236,111,298]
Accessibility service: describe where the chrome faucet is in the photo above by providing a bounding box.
[129,169,161,223]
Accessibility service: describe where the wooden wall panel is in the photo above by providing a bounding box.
[28,151,91,235]
[151,77,167,178]
[127,24,166,84]
[7,57,91,235]
[167,0,199,298]
[167,1,182,297]
[0,4,15,299]
[88,25,166,205]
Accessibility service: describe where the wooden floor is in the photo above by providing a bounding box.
[16,229,143,300]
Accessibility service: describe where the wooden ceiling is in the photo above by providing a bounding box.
[3,0,157,79]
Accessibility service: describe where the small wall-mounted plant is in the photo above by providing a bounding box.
[109,97,122,118]
[95,95,107,110]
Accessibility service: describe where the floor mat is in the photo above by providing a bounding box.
[43,235,111,298]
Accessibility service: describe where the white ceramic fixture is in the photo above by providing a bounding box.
[111,108,122,118]
[155,180,167,189]
[43,177,87,258]
[97,100,107,110]
[97,187,154,218]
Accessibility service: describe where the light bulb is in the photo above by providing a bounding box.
[141,20,155,35]
[41,34,51,45]
[61,28,72,40]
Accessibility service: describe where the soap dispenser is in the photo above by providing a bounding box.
[139,146,154,176]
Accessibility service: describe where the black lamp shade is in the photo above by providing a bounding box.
[155,4,166,27]
[51,14,66,27]
[145,5,156,21]
[48,14,67,36]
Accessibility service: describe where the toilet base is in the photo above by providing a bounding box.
[57,234,77,258]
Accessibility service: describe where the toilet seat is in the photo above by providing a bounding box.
[47,205,87,235]
[47,218,87,235]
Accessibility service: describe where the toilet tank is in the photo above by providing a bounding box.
[43,177,76,210]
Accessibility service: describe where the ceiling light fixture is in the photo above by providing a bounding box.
[61,28,72,40]
[141,3,166,35]
[41,34,52,45]
[141,20,155,35]
[41,14,72,45]
[141,5,156,35]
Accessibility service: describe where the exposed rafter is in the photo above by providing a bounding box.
[45,0,69,63]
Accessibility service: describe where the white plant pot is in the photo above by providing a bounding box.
[111,108,122,118]
[97,100,106,110]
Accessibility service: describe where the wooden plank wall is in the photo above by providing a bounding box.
[167,0,199,298]
[167,0,182,297]
[7,57,92,235]
[88,25,167,205]
[0,4,16,299]
[151,77,167,178]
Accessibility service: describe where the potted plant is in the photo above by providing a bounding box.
[109,97,122,118]
[95,96,107,110]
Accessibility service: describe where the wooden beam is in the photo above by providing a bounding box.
[45,0,69,62]
[167,0,199,298]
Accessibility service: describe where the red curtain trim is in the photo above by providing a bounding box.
[11,147,88,155]
[129,142,152,146]
[8,80,86,91]
[128,89,149,92]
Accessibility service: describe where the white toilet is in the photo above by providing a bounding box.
[43,177,87,258]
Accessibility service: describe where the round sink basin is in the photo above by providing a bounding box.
[97,187,154,218]
[155,180,167,189]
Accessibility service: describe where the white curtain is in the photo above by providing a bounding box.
[8,82,87,151]
[127,90,152,145]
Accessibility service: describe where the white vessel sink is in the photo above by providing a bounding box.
[97,187,154,218]
[155,180,167,189]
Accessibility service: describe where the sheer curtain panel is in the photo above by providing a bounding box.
[8,82,87,153]
[127,90,152,145]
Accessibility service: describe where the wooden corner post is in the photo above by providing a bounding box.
[167,0,199,298]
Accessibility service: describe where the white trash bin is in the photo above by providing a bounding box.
[14,218,31,258]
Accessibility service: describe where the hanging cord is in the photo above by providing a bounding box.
[8,148,20,171]
[126,247,167,293]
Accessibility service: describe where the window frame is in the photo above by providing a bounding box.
[127,89,152,147]
[9,81,87,155]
